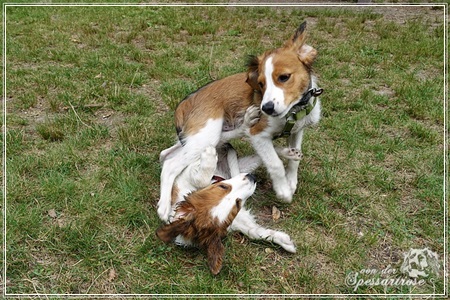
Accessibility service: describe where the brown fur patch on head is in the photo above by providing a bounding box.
[246,22,318,114]
[156,182,243,275]
[270,49,311,104]
[246,22,313,93]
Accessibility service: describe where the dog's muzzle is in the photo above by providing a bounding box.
[261,101,275,115]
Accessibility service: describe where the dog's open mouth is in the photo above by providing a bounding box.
[212,175,226,183]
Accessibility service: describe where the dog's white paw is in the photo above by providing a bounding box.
[275,188,293,203]
[272,178,293,203]
[157,200,172,223]
[243,105,261,128]
[278,148,303,161]
[273,231,296,253]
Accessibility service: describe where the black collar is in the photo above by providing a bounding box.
[291,79,323,113]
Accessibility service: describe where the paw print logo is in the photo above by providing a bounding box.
[400,248,440,278]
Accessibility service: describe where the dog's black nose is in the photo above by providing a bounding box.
[262,101,275,115]
[245,173,256,183]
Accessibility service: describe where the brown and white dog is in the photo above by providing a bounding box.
[158,21,321,222]
[157,123,296,274]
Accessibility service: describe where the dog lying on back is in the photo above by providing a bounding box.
[157,117,297,274]
[156,149,256,275]
[158,22,322,222]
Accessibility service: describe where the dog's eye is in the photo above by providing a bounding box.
[218,184,229,190]
[258,82,264,89]
[278,74,291,83]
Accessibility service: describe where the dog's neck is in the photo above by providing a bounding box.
[272,76,323,140]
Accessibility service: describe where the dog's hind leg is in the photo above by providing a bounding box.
[158,119,224,221]
[230,208,296,253]
[187,146,218,189]
[159,141,182,163]
[158,151,192,221]
[225,144,261,178]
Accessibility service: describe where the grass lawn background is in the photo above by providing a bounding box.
[3,1,447,296]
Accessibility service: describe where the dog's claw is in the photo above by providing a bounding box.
[243,105,261,128]
[273,232,296,253]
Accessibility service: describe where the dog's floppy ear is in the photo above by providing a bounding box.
[155,201,195,243]
[285,21,317,68]
[235,198,242,211]
[156,219,190,243]
[203,199,242,275]
[206,235,225,275]
[246,55,260,91]
[228,198,242,226]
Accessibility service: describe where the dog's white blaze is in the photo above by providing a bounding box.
[262,56,285,114]
[210,174,256,224]
[210,195,239,224]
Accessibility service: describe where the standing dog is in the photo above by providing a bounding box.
[158,21,322,222]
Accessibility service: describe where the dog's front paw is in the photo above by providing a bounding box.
[243,105,261,128]
[273,231,296,253]
[272,178,293,203]
[275,188,293,203]
[278,148,303,161]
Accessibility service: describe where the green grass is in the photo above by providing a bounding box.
[3,3,447,297]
